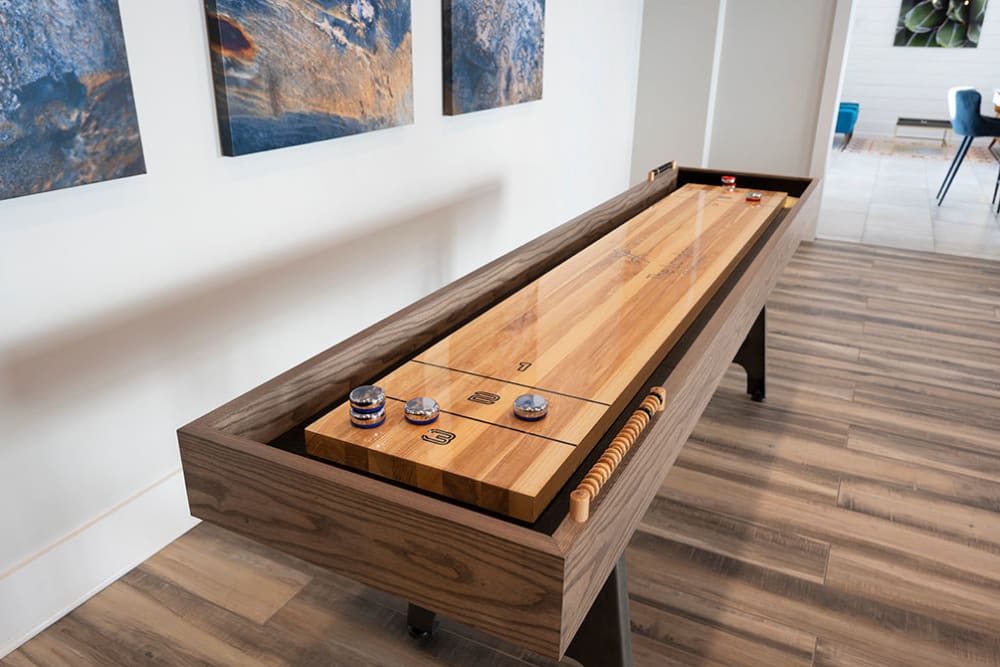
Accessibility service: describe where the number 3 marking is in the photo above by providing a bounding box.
[422,429,456,445]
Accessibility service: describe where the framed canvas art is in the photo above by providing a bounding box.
[0,0,145,202]
[205,0,414,156]
[443,0,545,115]
[895,0,989,47]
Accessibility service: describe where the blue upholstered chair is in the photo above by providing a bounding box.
[835,102,859,150]
[936,87,1000,206]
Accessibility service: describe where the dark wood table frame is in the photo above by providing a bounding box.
[178,164,817,663]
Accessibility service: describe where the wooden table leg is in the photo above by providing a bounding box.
[733,306,767,402]
[564,554,633,667]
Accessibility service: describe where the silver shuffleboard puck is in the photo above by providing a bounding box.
[513,393,548,421]
[350,406,386,429]
[349,385,385,413]
[404,397,440,425]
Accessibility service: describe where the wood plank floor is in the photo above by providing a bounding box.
[6,240,1000,666]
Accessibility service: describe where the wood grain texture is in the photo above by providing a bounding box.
[13,241,1000,666]
[635,240,1000,666]
[139,523,312,624]
[630,597,815,667]
[305,363,605,522]
[305,185,786,521]
[639,495,831,584]
[412,186,785,404]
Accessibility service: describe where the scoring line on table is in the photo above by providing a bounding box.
[409,359,611,407]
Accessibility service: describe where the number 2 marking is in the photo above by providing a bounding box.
[468,391,501,405]
[517,361,532,372]
[422,429,456,445]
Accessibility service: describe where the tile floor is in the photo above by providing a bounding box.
[817,138,1000,259]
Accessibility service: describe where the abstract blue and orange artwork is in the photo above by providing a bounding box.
[0,0,146,202]
[443,0,545,115]
[206,0,414,156]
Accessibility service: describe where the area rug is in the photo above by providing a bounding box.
[841,136,997,163]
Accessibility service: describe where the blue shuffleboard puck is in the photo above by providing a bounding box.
[350,406,386,429]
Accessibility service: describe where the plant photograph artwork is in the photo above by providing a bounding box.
[895,0,989,47]
[443,0,545,115]
[0,0,145,201]
[206,0,414,156]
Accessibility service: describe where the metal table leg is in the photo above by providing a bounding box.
[564,554,633,667]
[733,306,767,402]
[406,603,438,640]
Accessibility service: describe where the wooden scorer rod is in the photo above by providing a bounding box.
[570,387,666,522]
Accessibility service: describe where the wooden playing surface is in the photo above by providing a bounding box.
[306,184,787,521]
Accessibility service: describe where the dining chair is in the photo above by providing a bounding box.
[994,90,1000,214]
[937,87,1000,206]
[994,161,999,214]
[836,102,859,150]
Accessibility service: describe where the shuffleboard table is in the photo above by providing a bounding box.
[178,162,818,665]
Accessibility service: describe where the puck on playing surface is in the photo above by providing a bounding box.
[721,175,736,190]
[746,191,762,202]
[513,393,549,421]
[404,397,440,425]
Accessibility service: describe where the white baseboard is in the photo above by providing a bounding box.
[0,469,198,658]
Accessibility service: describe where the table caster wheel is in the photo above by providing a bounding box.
[407,624,433,641]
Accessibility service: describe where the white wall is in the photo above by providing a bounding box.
[630,0,722,182]
[842,0,1000,137]
[0,0,646,654]
[631,0,841,180]
[707,0,837,176]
